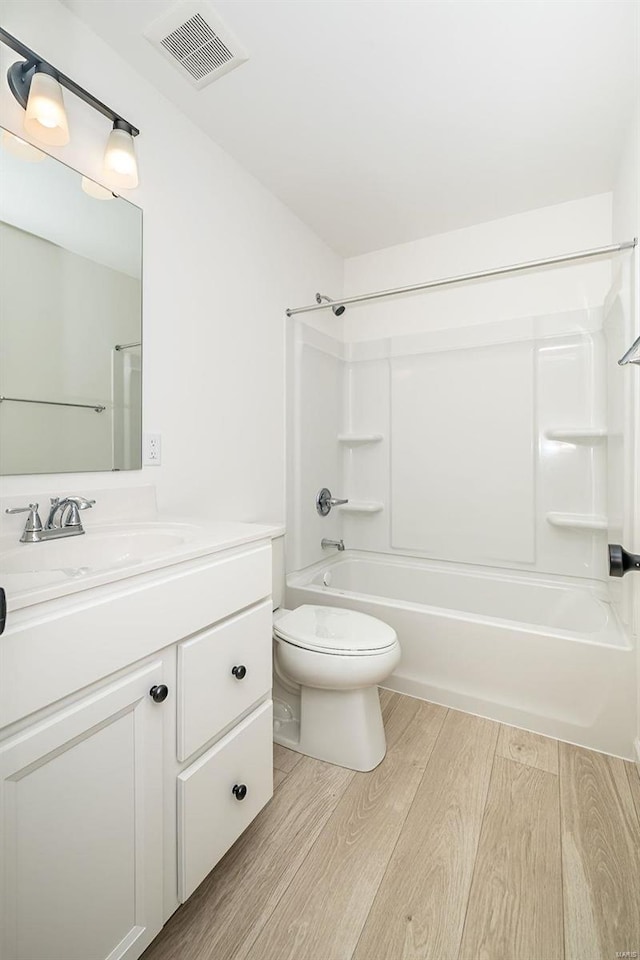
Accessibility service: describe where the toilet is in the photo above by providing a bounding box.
[271,538,401,772]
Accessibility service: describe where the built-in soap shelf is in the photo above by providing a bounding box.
[337,434,384,446]
[545,428,608,443]
[546,512,608,531]
[340,501,384,514]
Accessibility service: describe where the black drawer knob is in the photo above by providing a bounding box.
[149,684,169,703]
[231,665,247,680]
[232,783,247,801]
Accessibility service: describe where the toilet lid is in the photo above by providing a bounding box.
[274,605,397,655]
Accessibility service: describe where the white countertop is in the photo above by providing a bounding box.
[0,520,284,612]
[0,487,283,612]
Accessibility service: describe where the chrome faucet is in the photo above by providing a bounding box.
[321,538,345,552]
[6,496,95,543]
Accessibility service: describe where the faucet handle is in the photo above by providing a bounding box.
[6,503,39,515]
[5,504,43,536]
[316,488,349,516]
[62,496,96,510]
[58,497,95,529]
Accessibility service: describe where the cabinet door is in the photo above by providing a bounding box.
[0,662,165,960]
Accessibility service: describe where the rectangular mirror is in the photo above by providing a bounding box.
[0,127,142,475]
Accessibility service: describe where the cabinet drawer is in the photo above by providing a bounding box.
[177,700,273,902]
[177,600,272,761]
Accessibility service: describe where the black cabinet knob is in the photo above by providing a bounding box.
[231,665,247,680]
[149,684,169,703]
[232,783,247,801]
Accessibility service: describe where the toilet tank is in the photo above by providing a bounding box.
[272,535,285,611]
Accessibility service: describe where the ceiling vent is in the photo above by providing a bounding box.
[144,2,248,90]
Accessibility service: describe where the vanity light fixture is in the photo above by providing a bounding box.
[0,28,140,187]
[103,120,139,189]
[21,64,69,145]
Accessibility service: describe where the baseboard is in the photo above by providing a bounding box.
[634,737,640,766]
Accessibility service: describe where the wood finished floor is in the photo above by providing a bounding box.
[143,692,640,960]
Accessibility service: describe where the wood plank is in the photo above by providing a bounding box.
[560,743,640,960]
[379,687,395,710]
[624,760,640,823]
[141,755,354,960]
[273,767,288,789]
[273,742,302,773]
[459,756,563,960]
[496,723,559,775]
[244,695,448,960]
[380,689,403,723]
[354,708,499,960]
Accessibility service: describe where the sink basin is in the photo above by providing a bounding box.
[0,522,200,577]
[0,511,281,612]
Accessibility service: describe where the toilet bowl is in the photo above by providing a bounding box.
[273,604,401,771]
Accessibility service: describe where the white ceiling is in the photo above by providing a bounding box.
[62,0,638,257]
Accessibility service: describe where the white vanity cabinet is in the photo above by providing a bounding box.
[0,527,277,960]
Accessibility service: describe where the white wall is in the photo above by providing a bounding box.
[0,0,342,526]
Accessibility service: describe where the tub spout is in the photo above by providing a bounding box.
[321,538,345,552]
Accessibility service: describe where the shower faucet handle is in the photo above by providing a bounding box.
[316,487,349,516]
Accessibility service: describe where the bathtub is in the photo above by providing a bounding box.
[286,551,637,759]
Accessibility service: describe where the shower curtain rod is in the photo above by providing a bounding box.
[285,238,638,317]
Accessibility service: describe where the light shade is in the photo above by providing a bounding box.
[1,130,45,162]
[103,122,138,190]
[24,70,69,146]
[81,176,114,200]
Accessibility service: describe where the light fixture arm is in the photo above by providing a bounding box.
[0,28,139,137]
[7,59,39,109]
